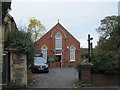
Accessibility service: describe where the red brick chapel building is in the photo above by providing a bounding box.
[35,22,81,67]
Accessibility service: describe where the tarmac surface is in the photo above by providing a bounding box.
[27,67,79,88]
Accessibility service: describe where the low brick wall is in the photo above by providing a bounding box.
[48,61,77,67]
[79,63,120,86]
[48,62,61,67]
[91,74,120,86]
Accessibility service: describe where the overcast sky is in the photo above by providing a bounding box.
[9,0,118,48]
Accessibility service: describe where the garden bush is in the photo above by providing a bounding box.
[91,52,120,74]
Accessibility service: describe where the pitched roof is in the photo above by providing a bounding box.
[56,22,80,44]
[37,22,80,44]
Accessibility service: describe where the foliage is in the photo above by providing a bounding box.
[93,16,120,74]
[96,16,118,38]
[96,16,120,52]
[4,28,34,52]
[92,52,120,74]
[4,26,34,66]
[27,17,46,42]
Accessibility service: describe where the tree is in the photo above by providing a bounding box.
[4,26,34,67]
[96,16,118,39]
[96,16,120,52]
[4,27,33,52]
[27,17,46,42]
[92,16,120,74]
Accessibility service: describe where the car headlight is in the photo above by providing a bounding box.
[46,65,48,68]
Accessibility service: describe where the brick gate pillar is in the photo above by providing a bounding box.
[80,63,93,85]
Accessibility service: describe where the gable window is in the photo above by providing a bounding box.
[55,32,62,50]
[41,45,47,59]
[70,46,75,61]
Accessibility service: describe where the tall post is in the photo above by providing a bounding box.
[88,34,93,62]
[88,34,90,62]
[90,42,93,61]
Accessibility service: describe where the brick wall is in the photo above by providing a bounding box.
[36,23,81,67]
[79,63,120,86]
[91,74,120,86]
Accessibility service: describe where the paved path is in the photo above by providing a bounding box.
[27,67,79,88]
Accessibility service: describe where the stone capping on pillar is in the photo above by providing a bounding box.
[80,63,93,86]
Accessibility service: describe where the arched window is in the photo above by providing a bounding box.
[55,32,62,50]
[70,46,75,61]
[41,45,47,59]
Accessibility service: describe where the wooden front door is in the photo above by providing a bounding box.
[55,55,61,67]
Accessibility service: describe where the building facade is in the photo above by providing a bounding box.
[36,22,81,67]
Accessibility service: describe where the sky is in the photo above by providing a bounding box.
[9,0,119,48]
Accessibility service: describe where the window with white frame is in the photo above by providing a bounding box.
[55,32,62,49]
[55,50,62,55]
[41,45,47,59]
[70,46,75,61]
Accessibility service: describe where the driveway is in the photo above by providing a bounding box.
[27,67,79,88]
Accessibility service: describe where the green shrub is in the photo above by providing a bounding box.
[92,52,120,74]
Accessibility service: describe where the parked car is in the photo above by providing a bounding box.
[31,57,49,73]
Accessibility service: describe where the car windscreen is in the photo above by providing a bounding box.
[34,57,47,64]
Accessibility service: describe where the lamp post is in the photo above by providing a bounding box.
[88,34,93,62]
